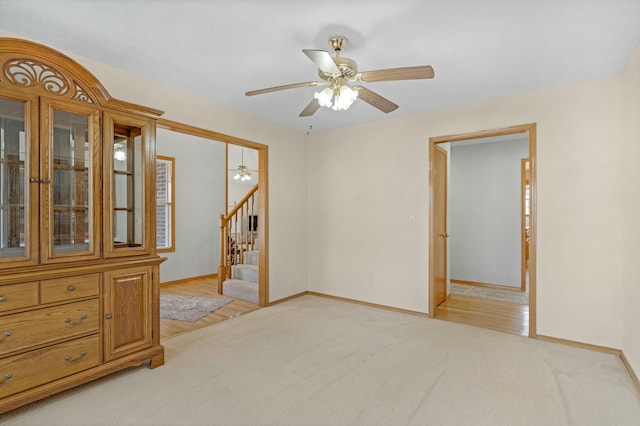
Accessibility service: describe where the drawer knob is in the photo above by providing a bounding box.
[64,351,87,363]
[0,373,12,386]
[0,331,12,342]
[64,313,88,325]
[68,285,76,291]
[0,296,6,302]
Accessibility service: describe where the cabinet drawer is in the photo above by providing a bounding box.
[0,334,100,398]
[0,282,39,313]
[0,299,99,356]
[40,274,100,304]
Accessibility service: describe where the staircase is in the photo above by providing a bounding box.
[218,183,260,305]
[222,249,259,304]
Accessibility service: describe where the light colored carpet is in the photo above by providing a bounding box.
[4,295,640,425]
[450,282,529,305]
[159,294,232,322]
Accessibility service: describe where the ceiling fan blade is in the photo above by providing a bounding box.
[299,98,321,117]
[245,81,322,96]
[356,86,399,113]
[358,65,434,83]
[302,49,340,75]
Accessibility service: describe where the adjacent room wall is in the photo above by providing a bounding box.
[155,128,226,283]
[449,138,528,287]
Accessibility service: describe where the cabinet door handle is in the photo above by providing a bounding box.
[105,313,113,319]
[68,285,76,291]
[64,313,88,325]
[0,296,7,302]
[64,351,87,363]
[41,178,51,184]
[0,331,12,343]
[0,373,12,386]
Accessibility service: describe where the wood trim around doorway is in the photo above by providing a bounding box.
[157,118,270,306]
[428,123,537,337]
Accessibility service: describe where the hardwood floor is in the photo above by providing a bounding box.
[160,276,261,340]
[435,293,529,337]
[160,277,527,339]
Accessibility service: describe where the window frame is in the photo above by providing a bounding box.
[155,155,175,253]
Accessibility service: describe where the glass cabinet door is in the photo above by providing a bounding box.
[0,94,38,267]
[41,98,100,263]
[104,112,155,258]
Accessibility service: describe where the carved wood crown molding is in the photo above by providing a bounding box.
[3,58,94,104]
[0,37,163,117]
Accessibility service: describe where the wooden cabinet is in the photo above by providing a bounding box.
[0,38,165,413]
[103,112,156,258]
[103,266,153,362]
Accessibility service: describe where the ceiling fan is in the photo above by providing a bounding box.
[229,147,257,182]
[245,36,434,117]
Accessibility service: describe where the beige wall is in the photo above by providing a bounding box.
[622,42,640,380]
[308,43,640,375]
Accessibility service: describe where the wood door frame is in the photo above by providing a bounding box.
[521,158,530,292]
[157,119,269,307]
[434,145,449,306]
[428,123,537,337]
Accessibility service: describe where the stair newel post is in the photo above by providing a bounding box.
[218,214,227,294]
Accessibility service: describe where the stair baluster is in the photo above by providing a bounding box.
[218,183,259,294]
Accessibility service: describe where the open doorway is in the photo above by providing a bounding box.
[222,144,261,305]
[154,120,269,339]
[429,124,536,337]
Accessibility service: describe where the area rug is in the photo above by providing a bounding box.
[449,282,529,305]
[160,294,232,322]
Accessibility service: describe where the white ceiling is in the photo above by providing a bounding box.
[1,0,638,133]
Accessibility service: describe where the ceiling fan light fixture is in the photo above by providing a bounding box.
[331,84,358,111]
[314,86,334,107]
[233,147,253,181]
[233,164,252,181]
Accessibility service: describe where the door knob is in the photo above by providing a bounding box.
[440,233,450,238]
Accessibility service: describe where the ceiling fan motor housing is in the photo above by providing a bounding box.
[316,36,358,81]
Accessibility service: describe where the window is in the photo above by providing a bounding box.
[156,156,174,252]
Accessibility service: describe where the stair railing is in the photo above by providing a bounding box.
[218,183,258,293]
